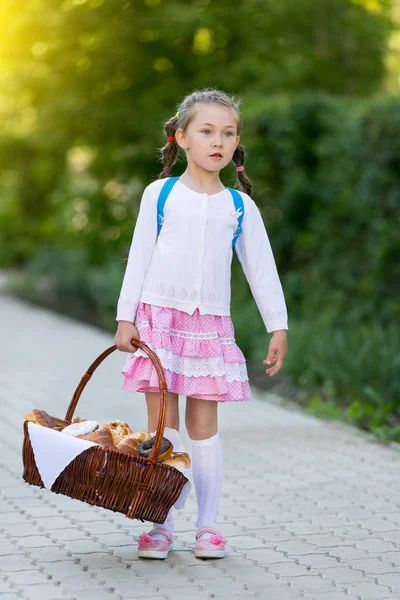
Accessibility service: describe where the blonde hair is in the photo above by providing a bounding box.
[157,87,253,196]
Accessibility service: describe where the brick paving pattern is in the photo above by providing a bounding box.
[1,292,400,599]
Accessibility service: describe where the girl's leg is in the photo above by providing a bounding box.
[145,391,180,432]
[145,391,179,539]
[185,397,223,540]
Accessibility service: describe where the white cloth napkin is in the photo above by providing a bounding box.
[28,422,98,489]
[27,422,192,510]
[150,427,193,510]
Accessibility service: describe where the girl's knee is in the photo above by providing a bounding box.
[185,396,218,440]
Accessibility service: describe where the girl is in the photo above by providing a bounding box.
[114,88,288,559]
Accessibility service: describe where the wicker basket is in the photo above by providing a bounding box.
[22,340,189,524]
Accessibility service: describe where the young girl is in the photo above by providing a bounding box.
[114,88,288,560]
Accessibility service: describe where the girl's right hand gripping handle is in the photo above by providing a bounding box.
[64,339,168,462]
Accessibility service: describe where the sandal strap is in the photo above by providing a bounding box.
[196,525,221,540]
[148,527,172,542]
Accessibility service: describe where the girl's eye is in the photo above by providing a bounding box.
[201,130,234,136]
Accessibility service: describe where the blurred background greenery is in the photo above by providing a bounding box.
[1,0,399,440]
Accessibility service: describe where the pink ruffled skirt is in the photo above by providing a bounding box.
[121,302,252,402]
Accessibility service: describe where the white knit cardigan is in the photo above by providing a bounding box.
[116,178,288,333]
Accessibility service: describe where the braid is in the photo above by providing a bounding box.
[157,114,180,179]
[232,143,252,196]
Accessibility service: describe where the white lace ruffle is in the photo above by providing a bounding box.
[137,320,235,343]
[127,343,248,382]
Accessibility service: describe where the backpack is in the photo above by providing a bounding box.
[156,176,244,249]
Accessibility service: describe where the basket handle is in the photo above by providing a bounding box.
[65,339,168,463]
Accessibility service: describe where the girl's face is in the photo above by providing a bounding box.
[176,103,240,173]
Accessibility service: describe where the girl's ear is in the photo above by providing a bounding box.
[175,128,188,150]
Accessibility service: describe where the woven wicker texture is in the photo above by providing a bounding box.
[22,339,188,523]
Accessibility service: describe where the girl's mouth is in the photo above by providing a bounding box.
[210,153,223,160]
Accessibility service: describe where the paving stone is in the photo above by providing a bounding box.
[13,584,78,599]
[312,565,368,583]
[9,536,56,549]
[243,549,293,564]
[289,575,346,593]
[306,592,359,600]
[243,583,305,599]
[0,513,30,526]
[249,527,294,542]
[93,532,134,546]
[4,294,400,599]
[375,572,400,587]
[281,522,325,536]
[303,534,357,548]
[267,562,312,577]
[326,546,369,561]
[4,570,54,585]
[57,539,104,554]
[0,541,26,556]
[224,535,271,550]
[356,539,398,552]
[297,553,341,569]
[275,540,323,554]
[76,521,120,535]
[343,582,394,598]
[34,517,79,530]
[162,591,210,600]
[233,567,278,585]
[0,581,17,595]
[21,506,62,518]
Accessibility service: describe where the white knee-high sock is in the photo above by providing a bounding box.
[148,427,187,539]
[191,432,223,540]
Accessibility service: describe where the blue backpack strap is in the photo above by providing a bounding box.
[157,177,179,237]
[226,187,244,249]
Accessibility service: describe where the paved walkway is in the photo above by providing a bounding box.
[1,291,400,600]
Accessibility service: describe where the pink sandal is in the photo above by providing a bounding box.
[195,526,226,558]
[137,527,173,559]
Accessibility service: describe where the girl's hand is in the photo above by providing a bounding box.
[114,320,141,352]
[263,330,287,377]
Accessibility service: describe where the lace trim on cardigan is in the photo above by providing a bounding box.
[141,281,221,304]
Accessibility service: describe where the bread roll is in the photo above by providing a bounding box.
[125,431,151,443]
[76,433,95,441]
[162,452,191,468]
[24,410,56,429]
[117,437,139,455]
[92,426,115,448]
